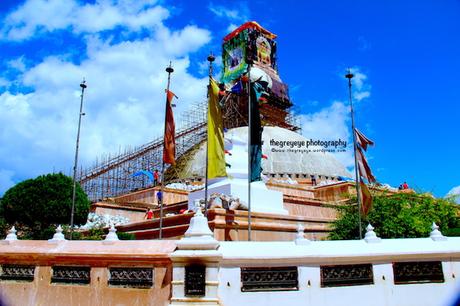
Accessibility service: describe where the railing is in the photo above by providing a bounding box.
[1,224,459,306]
[0,240,175,306]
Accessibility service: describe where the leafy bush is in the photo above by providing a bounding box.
[1,173,90,239]
[74,227,135,240]
[329,192,459,240]
[118,232,136,240]
[84,227,105,240]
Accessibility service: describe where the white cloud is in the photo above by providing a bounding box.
[155,25,212,56]
[227,23,238,33]
[209,5,238,20]
[301,101,349,141]
[0,78,9,88]
[2,0,76,40]
[8,57,27,72]
[0,2,213,194]
[300,101,354,169]
[299,68,373,173]
[197,55,222,76]
[349,67,371,102]
[354,91,370,101]
[350,68,366,90]
[1,0,169,40]
[208,3,249,22]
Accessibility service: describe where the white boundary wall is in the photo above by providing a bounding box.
[215,238,460,306]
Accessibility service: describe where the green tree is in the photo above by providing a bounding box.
[329,192,459,240]
[1,173,90,239]
[0,197,9,235]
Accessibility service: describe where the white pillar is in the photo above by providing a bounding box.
[169,209,222,305]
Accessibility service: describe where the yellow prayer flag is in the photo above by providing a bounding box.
[207,78,227,179]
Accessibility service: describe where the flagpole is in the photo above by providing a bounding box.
[204,53,215,216]
[346,69,363,239]
[159,62,174,240]
[247,62,252,242]
[70,78,87,240]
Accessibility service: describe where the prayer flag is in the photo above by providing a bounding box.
[207,78,227,179]
[231,80,243,94]
[163,90,177,165]
[355,128,374,151]
[360,180,373,216]
[250,81,263,182]
[356,147,376,183]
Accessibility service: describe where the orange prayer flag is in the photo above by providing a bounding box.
[166,89,178,105]
[163,90,177,165]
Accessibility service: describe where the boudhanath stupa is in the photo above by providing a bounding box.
[77,22,396,241]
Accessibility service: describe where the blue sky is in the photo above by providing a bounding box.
[0,0,459,198]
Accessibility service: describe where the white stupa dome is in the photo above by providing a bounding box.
[447,186,460,204]
[168,126,351,180]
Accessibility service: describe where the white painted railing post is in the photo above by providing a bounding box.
[364,224,381,243]
[295,223,310,245]
[430,222,447,241]
[169,208,222,305]
[2,226,18,244]
[48,225,66,243]
[103,223,119,244]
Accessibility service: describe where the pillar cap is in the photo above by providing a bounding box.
[364,223,381,243]
[430,222,447,241]
[176,209,219,250]
[48,225,66,243]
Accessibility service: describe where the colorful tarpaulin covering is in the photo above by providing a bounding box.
[223,21,277,42]
[207,78,227,179]
[222,31,248,84]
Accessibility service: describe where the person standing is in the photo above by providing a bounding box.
[157,190,163,205]
[311,174,317,186]
[144,208,153,220]
[153,169,159,186]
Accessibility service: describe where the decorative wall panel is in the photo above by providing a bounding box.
[52,266,91,284]
[321,264,374,287]
[0,265,35,282]
[393,261,444,284]
[109,267,153,288]
[241,266,298,292]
